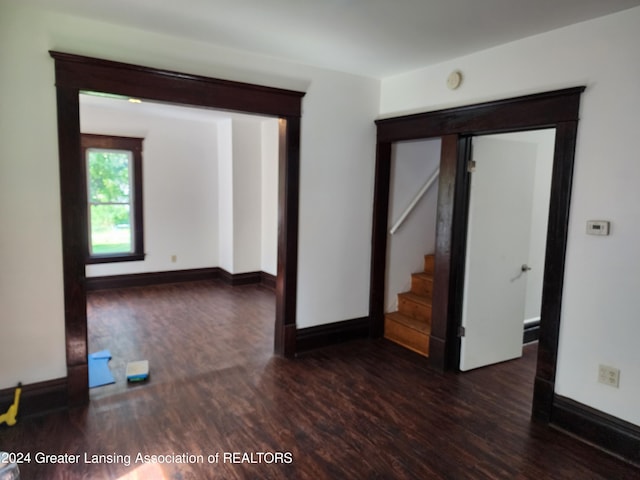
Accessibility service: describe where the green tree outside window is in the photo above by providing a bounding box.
[87,149,134,254]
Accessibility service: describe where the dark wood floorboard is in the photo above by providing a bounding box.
[1,280,637,479]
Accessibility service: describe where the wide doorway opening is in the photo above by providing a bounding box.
[50,51,304,406]
[80,93,280,396]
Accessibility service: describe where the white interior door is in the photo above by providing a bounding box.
[459,135,538,371]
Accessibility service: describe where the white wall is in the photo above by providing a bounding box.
[217,119,234,273]
[295,72,379,328]
[231,119,263,273]
[385,138,440,312]
[380,7,640,426]
[227,117,280,276]
[0,3,379,387]
[0,6,67,386]
[82,97,280,278]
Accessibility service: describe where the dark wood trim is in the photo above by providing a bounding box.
[428,134,467,370]
[87,253,146,264]
[296,317,370,354]
[375,87,585,141]
[55,86,89,408]
[216,270,277,289]
[50,51,304,117]
[86,268,277,290]
[524,321,541,344]
[218,269,261,286]
[86,268,220,290]
[446,136,475,370]
[261,272,277,290]
[50,51,304,407]
[533,120,579,417]
[0,378,67,419]
[369,141,392,338]
[371,87,585,425]
[552,395,640,465]
[275,118,300,357]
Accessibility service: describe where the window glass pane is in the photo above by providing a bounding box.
[89,204,132,254]
[87,149,132,203]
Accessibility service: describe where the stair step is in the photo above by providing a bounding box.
[424,254,435,275]
[411,272,434,297]
[385,311,431,333]
[384,312,430,356]
[398,292,432,323]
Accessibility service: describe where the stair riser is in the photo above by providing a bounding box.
[384,318,430,357]
[424,255,435,275]
[398,296,432,323]
[411,276,434,297]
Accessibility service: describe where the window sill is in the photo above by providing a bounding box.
[86,253,146,265]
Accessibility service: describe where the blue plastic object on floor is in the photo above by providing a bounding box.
[88,350,115,388]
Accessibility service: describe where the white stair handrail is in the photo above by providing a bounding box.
[389,168,440,235]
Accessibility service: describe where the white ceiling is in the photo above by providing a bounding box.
[21,0,640,78]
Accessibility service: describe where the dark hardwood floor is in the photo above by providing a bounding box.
[1,280,637,479]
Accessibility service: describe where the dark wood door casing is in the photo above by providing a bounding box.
[50,51,305,407]
[370,87,585,422]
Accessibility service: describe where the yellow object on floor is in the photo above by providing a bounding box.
[0,383,21,427]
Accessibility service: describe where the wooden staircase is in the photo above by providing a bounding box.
[384,254,433,357]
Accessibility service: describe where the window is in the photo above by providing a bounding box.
[81,134,145,263]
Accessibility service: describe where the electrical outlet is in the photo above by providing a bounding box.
[171,255,177,263]
[598,364,620,388]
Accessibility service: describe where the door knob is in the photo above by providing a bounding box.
[521,264,532,272]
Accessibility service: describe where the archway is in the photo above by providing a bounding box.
[50,51,304,406]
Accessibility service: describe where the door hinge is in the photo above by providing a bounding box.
[467,160,476,173]
[457,326,466,337]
